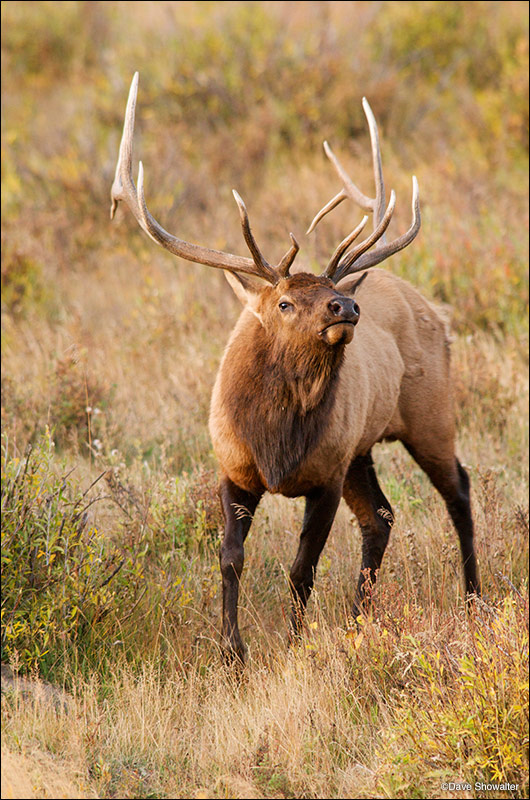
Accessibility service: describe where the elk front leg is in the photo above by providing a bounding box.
[219,476,262,664]
[342,452,395,618]
[289,485,342,639]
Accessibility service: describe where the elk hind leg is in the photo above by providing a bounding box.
[403,441,480,597]
[343,452,395,617]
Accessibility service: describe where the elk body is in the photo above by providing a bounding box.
[111,74,480,663]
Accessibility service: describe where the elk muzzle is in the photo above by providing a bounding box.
[320,296,360,346]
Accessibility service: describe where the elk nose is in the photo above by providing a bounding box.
[328,297,360,321]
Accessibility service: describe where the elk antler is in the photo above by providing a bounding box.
[111,73,299,285]
[307,98,420,284]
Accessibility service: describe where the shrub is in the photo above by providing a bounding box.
[1,431,127,676]
[376,595,529,797]
[1,432,225,679]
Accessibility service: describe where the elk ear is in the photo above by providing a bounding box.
[224,271,264,321]
[338,271,369,296]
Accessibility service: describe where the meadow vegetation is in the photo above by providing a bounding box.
[1,1,528,798]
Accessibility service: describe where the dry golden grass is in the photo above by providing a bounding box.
[2,582,528,799]
[2,1,528,798]
[1,746,95,800]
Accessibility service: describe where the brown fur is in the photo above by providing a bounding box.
[211,269,450,496]
[216,277,345,493]
[210,267,480,661]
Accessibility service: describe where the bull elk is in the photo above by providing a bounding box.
[111,73,480,663]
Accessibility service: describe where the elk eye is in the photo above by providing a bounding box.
[278,300,293,312]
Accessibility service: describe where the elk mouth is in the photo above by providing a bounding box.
[319,320,356,346]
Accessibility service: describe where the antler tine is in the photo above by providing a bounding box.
[111,73,297,284]
[341,189,395,269]
[277,233,300,278]
[232,192,301,282]
[323,139,375,213]
[306,98,386,238]
[231,191,279,284]
[110,71,140,222]
[306,188,348,235]
[328,190,396,283]
[361,97,386,230]
[334,177,420,283]
[322,215,369,278]
[324,190,396,281]
[308,95,420,284]
[306,138,372,236]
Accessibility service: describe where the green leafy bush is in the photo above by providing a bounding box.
[376,595,529,796]
[1,433,224,679]
[1,432,127,675]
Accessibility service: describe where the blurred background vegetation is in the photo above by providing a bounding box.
[1,3,528,797]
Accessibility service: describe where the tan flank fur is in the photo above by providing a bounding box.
[111,73,480,663]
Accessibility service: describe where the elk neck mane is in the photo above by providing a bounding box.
[221,313,345,492]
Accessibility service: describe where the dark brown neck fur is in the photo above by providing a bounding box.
[222,317,345,491]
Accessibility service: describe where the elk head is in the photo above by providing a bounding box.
[228,271,360,351]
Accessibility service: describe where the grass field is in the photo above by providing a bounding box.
[1,2,528,798]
